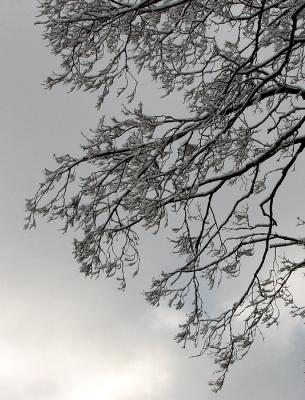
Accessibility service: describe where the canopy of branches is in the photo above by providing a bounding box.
[27,0,305,391]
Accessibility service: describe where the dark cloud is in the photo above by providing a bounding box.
[0,1,304,399]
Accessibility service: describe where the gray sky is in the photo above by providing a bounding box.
[0,1,304,399]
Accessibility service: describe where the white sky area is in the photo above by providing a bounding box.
[0,1,304,399]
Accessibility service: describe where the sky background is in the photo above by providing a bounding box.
[0,1,304,399]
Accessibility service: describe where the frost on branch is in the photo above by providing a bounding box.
[27,0,305,391]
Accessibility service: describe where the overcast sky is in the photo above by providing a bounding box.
[0,1,304,399]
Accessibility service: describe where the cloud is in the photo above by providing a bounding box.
[0,1,304,399]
